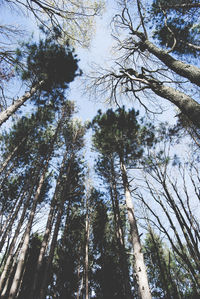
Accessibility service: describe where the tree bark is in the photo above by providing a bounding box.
[124,69,200,127]
[0,136,27,173]
[120,158,152,299]
[85,195,90,299]
[109,157,132,299]
[0,80,44,126]
[0,176,37,294]
[8,159,50,299]
[30,150,68,299]
[140,36,200,87]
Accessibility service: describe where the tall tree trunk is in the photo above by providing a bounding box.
[1,227,27,297]
[109,158,132,299]
[133,30,200,87]
[39,202,64,299]
[120,158,151,299]
[85,195,90,299]
[0,189,27,252]
[0,173,38,294]
[39,153,75,299]
[8,159,50,299]
[30,150,68,298]
[0,136,27,173]
[0,80,44,126]
[124,69,200,128]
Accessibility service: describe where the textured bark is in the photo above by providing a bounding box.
[162,3,200,9]
[0,80,44,126]
[150,81,200,127]
[143,39,200,87]
[124,69,200,127]
[120,158,151,299]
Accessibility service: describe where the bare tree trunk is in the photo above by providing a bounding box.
[85,195,90,299]
[39,153,75,299]
[124,69,200,128]
[133,30,200,87]
[1,227,26,297]
[120,158,151,299]
[0,136,27,173]
[0,81,44,126]
[8,160,50,299]
[0,176,37,294]
[0,189,27,252]
[30,150,68,298]
[109,157,132,299]
[39,202,64,299]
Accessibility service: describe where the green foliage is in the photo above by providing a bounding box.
[150,0,200,56]
[92,198,128,299]
[91,107,155,165]
[15,29,81,109]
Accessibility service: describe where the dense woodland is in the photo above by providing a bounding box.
[0,0,200,298]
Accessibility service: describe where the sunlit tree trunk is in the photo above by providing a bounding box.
[85,195,90,299]
[0,136,27,173]
[109,158,132,299]
[0,81,44,126]
[120,157,152,299]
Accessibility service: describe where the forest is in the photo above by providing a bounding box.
[0,0,199,298]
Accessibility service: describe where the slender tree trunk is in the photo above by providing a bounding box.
[120,158,152,299]
[8,160,50,299]
[1,227,27,297]
[0,136,27,173]
[109,158,132,299]
[0,176,37,294]
[39,153,75,299]
[85,195,90,299]
[0,189,27,252]
[30,150,68,298]
[39,203,64,299]
[0,80,44,126]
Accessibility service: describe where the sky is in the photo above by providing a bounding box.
[1,0,199,247]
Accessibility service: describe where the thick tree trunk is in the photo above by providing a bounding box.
[124,69,200,127]
[120,158,151,299]
[0,80,44,126]
[142,38,200,87]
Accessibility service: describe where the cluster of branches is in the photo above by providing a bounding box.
[88,0,200,128]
